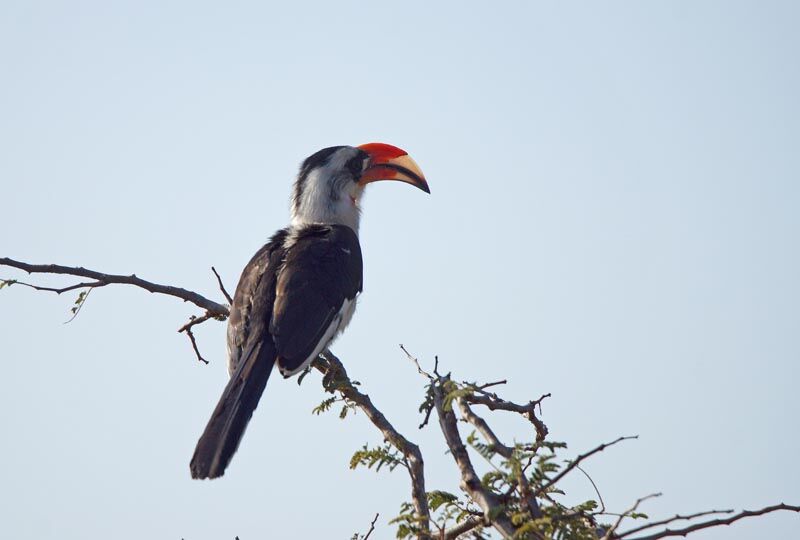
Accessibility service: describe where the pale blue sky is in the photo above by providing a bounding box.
[1,2,798,539]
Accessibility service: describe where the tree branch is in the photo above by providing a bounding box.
[457,397,543,520]
[463,392,550,442]
[432,377,517,539]
[357,512,379,540]
[624,503,800,540]
[616,509,733,538]
[1,257,229,316]
[316,350,431,539]
[6,256,796,540]
[442,515,485,539]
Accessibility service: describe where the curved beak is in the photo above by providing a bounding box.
[357,142,430,194]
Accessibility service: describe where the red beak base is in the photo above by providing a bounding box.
[357,142,430,194]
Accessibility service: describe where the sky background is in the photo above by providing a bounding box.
[1,1,798,539]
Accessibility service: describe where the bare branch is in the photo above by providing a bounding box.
[624,503,800,540]
[1,257,229,316]
[432,378,517,539]
[617,509,733,538]
[183,324,209,364]
[316,350,431,539]
[535,435,638,497]
[477,379,507,391]
[401,343,433,380]
[0,278,106,294]
[211,266,233,305]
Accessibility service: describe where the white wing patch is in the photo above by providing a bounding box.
[278,296,358,378]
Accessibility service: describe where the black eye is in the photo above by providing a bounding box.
[347,156,365,178]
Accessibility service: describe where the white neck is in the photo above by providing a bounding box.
[290,167,362,233]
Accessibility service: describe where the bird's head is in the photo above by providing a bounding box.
[290,143,429,232]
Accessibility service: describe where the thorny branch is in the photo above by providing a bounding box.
[314,350,432,540]
[4,256,798,540]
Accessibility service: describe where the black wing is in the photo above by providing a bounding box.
[190,229,288,479]
[190,225,362,479]
[270,224,363,375]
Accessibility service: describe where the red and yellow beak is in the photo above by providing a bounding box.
[357,142,430,194]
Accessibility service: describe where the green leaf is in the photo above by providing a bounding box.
[350,443,403,473]
[426,490,458,511]
[312,397,337,415]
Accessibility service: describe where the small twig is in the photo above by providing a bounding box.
[535,435,638,497]
[63,287,93,324]
[178,312,218,333]
[177,311,221,364]
[624,503,800,540]
[576,465,606,515]
[477,379,507,391]
[183,321,209,364]
[0,278,106,294]
[362,512,379,540]
[603,493,662,540]
[418,402,434,430]
[211,266,233,305]
[617,508,733,538]
[400,344,433,380]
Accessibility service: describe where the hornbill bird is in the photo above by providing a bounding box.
[190,143,429,479]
